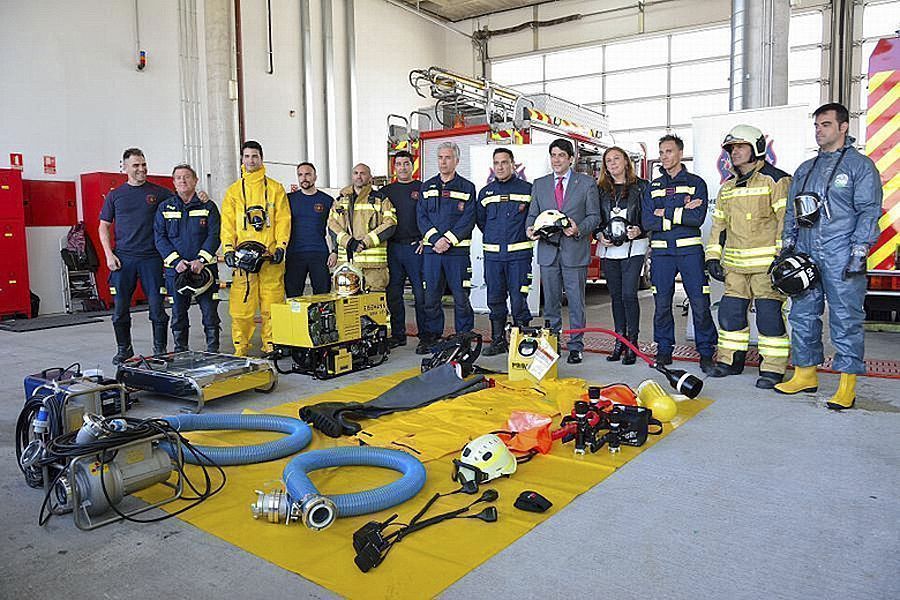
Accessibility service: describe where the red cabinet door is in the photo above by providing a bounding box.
[23,180,78,226]
[0,219,30,317]
[0,169,25,221]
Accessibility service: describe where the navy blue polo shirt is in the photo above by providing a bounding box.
[379,180,422,244]
[99,181,173,258]
[287,189,333,254]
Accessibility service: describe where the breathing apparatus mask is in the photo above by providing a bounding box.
[244,205,269,231]
[451,434,517,494]
[602,216,630,246]
[794,146,848,228]
[233,241,269,273]
[420,332,483,377]
[175,267,214,298]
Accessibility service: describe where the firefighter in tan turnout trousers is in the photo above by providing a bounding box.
[705,125,792,389]
[328,163,397,291]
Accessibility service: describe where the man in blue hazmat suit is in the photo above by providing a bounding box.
[774,103,883,409]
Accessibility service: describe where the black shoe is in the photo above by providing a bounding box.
[606,340,623,362]
[708,362,741,378]
[567,350,583,364]
[699,356,715,375]
[112,345,134,365]
[415,337,434,355]
[755,371,784,389]
[655,353,672,366]
[482,340,508,356]
[387,335,407,349]
[622,334,638,365]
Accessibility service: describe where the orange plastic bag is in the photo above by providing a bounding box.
[495,411,553,456]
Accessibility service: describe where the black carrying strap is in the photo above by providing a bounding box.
[799,146,849,201]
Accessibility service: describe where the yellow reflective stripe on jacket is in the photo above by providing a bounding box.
[198,249,215,263]
[771,198,787,211]
[650,189,666,198]
[775,239,783,249]
[724,246,778,257]
[712,208,726,220]
[366,231,381,248]
[336,232,349,245]
[483,243,500,252]
[423,189,439,198]
[448,191,470,201]
[455,239,472,247]
[706,243,723,259]
[673,207,684,225]
[163,251,180,267]
[650,240,668,249]
[445,231,460,245]
[674,186,695,194]
[188,209,210,217]
[702,285,710,294]
[509,194,531,202]
[662,218,672,231]
[162,211,182,219]
[719,186,770,198]
[423,227,438,240]
[483,240,534,253]
[675,236,702,247]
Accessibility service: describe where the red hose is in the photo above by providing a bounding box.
[562,327,656,366]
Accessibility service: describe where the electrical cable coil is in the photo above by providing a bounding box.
[161,414,312,466]
[253,446,427,531]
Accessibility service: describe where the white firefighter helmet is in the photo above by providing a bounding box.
[722,124,767,158]
[333,263,365,296]
[533,209,570,241]
[451,434,517,492]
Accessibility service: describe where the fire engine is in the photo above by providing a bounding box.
[864,36,900,320]
[386,66,647,285]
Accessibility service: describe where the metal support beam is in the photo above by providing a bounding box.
[729,0,790,110]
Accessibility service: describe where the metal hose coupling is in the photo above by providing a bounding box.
[298,493,337,531]
[250,489,292,524]
[250,490,336,530]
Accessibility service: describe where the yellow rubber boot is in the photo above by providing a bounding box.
[826,373,857,410]
[774,366,818,395]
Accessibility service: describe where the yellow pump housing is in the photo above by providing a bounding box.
[270,292,390,379]
[508,325,558,383]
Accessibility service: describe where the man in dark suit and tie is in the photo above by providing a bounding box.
[526,139,601,364]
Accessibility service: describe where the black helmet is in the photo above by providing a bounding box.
[769,252,820,296]
[175,267,214,297]
[234,241,268,273]
[602,216,630,246]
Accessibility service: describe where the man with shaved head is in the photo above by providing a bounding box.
[327,163,397,291]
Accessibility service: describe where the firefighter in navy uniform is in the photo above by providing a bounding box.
[417,141,477,351]
[154,164,221,352]
[705,125,792,389]
[476,147,533,356]
[641,133,717,373]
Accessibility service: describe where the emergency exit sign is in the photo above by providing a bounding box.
[9,153,23,170]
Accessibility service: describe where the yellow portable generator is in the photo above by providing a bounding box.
[508,323,558,383]
[270,292,390,379]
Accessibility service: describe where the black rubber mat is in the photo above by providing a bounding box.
[0,314,102,332]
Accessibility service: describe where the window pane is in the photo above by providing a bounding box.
[544,46,603,79]
[670,59,729,93]
[545,76,603,105]
[605,36,668,71]
[788,83,821,111]
[863,2,900,38]
[671,26,730,62]
[789,47,822,81]
[670,92,729,124]
[605,67,667,101]
[492,56,542,85]
[789,12,823,47]
[604,99,667,130]
[611,128,670,154]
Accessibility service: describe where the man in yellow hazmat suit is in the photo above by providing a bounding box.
[221,140,290,356]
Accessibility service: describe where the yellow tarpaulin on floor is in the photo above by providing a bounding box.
[138,368,711,599]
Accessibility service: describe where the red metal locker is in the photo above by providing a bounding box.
[23,180,78,226]
[0,169,30,318]
[79,172,175,308]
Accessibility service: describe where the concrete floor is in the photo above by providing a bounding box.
[2,286,899,600]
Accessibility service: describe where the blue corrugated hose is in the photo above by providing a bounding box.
[161,414,312,465]
[284,446,426,517]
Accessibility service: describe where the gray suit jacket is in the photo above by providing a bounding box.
[526,170,601,267]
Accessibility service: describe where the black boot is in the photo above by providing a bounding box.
[205,326,220,353]
[606,330,624,362]
[152,322,168,355]
[112,322,134,365]
[622,333,638,365]
[173,327,190,353]
[483,321,509,357]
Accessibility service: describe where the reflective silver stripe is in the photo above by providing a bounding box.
[423,227,438,240]
[650,240,668,249]
[162,211,181,219]
[720,186,769,198]
[662,218,672,231]
[448,191,470,201]
[483,243,500,252]
[507,241,534,251]
[675,236,702,247]
[423,189,439,198]
[673,207,684,225]
[674,186,696,194]
[163,251,180,267]
[198,249,215,263]
[188,209,210,217]
[508,194,531,202]
[650,189,666,198]
[445,231,460,245]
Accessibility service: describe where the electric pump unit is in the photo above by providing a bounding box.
[269,292,390,379]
